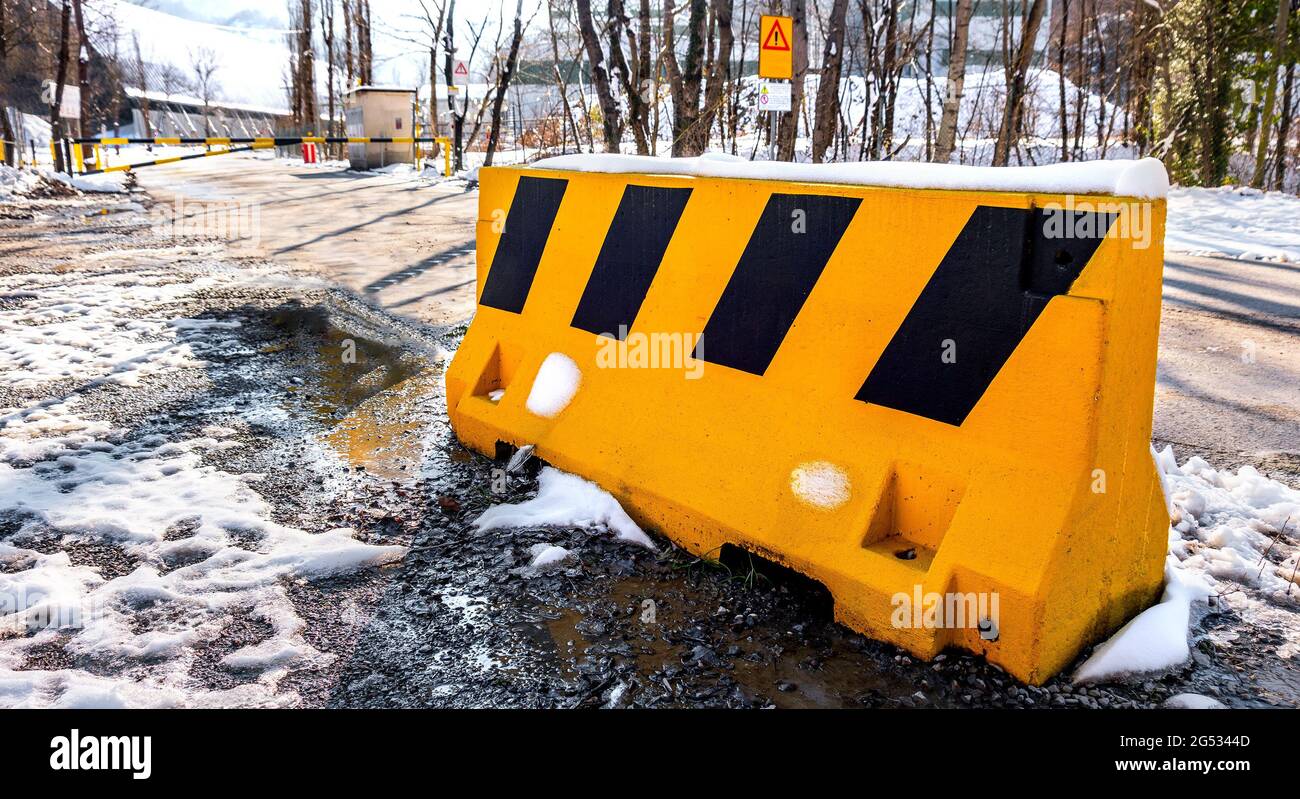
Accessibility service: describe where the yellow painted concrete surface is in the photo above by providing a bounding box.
[447,166,1169,684]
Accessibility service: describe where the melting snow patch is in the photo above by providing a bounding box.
[1164,693,1227,709]
[525,353,581,418]
[474,466,656,550]
[1073,559,1212,684]
[528,543,573,569]
[790,461,851,510]
[1075,446,1300,684]
[0,260,407,707]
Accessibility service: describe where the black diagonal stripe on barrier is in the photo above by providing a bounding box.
[857,206,1118,426]
[570,185,693,338]
[479,176,569,313]
[693,193,862,375]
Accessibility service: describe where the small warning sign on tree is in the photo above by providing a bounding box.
[758,15,793,79]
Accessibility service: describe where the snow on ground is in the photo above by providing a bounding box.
[1166,187,1300,263]
[475,466,656,550]
[1076,447,1300,683]
[0,165,126,200]
[0,256,405,708]
[0,165,43,200]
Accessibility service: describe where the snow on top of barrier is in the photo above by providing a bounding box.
[530,152,1170,199]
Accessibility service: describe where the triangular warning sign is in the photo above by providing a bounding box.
[763,21,790,51]
[454,62,469,76]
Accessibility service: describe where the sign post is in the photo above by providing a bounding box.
[758,15,793,161]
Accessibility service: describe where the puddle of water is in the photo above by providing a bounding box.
[272,305,440,481]
[541,575,933,708]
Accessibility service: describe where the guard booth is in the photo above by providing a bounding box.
[343,86,416,170]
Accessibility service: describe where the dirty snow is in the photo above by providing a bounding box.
[0,165,43,200]
[533,153,1170,199]
[525,353,581,418]
[1165,186,1300,263]
[474,466,656,550]
[0,259,406,708]
[1075,447,1300,683]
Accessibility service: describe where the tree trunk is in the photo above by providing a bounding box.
[933,0,972,163]
[485,0,524,165]
[777,0,808,160]
[323,2,337,155]
[992,0,1047,167]
[576,0,622,151]
[1058,0,1069,161]
[50,0,71,174]
[133,35,152,139]
[343,0,355,87]
[668,0,709,156]
[1273,59,1295,190]
[442,0,465,170]
[72,0,89,158]
[546,0,582,151]
[811,0,849,162]
[700,0,734,155]
[1250,0,1295,186]
[608,0,649,154]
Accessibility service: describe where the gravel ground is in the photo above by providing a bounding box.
[1,178,1294,709]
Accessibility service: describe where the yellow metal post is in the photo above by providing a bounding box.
[437,136,452,177]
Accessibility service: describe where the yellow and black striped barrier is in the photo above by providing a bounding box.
[446,161,1170,684]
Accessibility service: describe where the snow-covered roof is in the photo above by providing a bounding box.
[123,86,288,118]
[531,154,1171,200]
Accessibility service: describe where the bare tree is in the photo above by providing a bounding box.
[484,0,529,165]
[663,0,711,156]
[190,47,219,139]
[992,0,1047,166]
[322,0,338,153]
[50,0,71,173]
[132,33,152,138]
[576,0,621,151]
[777,0,809,160]
[1250,0,1296,186]
[812,0,849,162]
[71,0,88,153]
[933,0,973,163]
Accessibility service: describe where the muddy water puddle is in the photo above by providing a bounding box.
[272,304,442,482]
[538,573,945,709]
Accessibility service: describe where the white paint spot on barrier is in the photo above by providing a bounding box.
[790,461,851,510]
[526,353,581,418]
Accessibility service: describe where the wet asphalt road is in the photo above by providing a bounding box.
[2,175,1296,708]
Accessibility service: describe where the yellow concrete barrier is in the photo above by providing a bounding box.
[446,164,1169,684]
